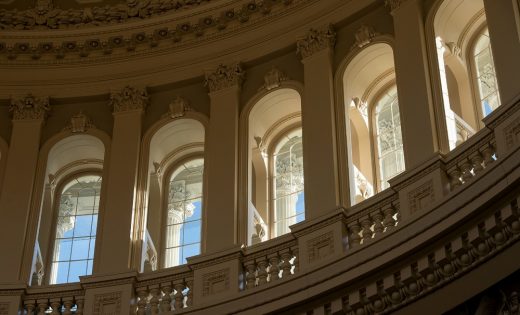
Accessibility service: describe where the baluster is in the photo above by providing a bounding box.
[160,283,173,312]
[244,260,257,289]
[75,297,84,315]
[62,297,74,315]
[280,249,292,278]
[382,205,396,231]
[136,287,149,315]
[291,246,299,274]
[361,217,373,242]
[24,300,36,315]
[256,257,269,286]
[268,253,280,282]
[459,158,474,182]
[372,211,384,237]
[481,143,495,166]
[49,299,61,315]
[185,277,194,307]
[447,166,462,189]
[348,221,362,247]
[469,152,484,174]
[173,281,185,310]
[148,285,160,315]
[36,299,48,315]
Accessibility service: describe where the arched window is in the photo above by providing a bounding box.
[164,158,203,268]
[373,86,404,190]
[472,27,500,117]
[50,174,101,284]
[272,128,304,237]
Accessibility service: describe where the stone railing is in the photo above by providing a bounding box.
[3,96,519,314]
[454,112,476,146]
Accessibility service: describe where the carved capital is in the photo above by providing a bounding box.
[260,66,288,91]
[385,0,410,12]
[9,94,50,121]
[296,24,336,59]
[109,86,149,113]
[204,63,245,92]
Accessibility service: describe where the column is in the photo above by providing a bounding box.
[483,0,520,105]
[296,25,340,218]
[387,0,440,166]
[0,94,49,284]
[203,63,244,253]
[95,86,147,274]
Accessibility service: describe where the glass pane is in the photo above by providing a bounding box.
[88,238,96,259]
[55,239,72,262]
[473,27,500,117]
[68,260,88,282]
[183,221,201,244]
[73,215,93,237]
[71,238,90,260]
[53,261,69,284]
[181,244,200,263]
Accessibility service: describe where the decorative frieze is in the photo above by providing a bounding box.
[204,63,245,92]
[9,94,50,121]
[352,25,379,49]
[93,291,122,315]
[168,96,192,119]
[202,268,230,296]
[260,66,288,91]
[0,0,210,30]
[109,86,149,113]
[296,24,336,59]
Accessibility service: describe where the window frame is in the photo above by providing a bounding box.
[267,123,304,239]
[46,170,103,285]
[369,82,405,193]
[160,154,205,269]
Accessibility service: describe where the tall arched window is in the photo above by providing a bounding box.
[373,86,404,190]
[473,27,500,117]
[164,158,203,268]
[272,128,304,237]
[50,174,101,284]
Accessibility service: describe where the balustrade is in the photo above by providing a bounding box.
[22,288,84,315]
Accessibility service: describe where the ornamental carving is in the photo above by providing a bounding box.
[93,291,122,315]
[504,118,520,151]
[0,0,210,30]
[0,303,9,315]
[385,0,409,12]
[296,24,336,59]
[407,180,435,213]
[63,111,94,133]
[168,96,192,119]
[9,94,50,120]
[352,25,379,49]
[109,86,149,113]
[307,231,334,263]
[260,66,288,91]
[204,63,245,92]
[202,268,230,296]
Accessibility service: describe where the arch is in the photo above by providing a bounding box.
[0,136,8,193]
[136,112,207,270]
[425,0,492,150]
[238,81,304,245]
[335,38,398,205]
[21,128,110,283]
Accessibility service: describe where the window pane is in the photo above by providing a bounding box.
[181,244,200,264]
[50,174,102,284]
[473,27,500,116]
[165,158,204,268]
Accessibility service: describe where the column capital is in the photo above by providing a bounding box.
[385,0,411,13]
[204,63,245,93]
[109,85,149,114]
[9,94,50,121]
[296,24,336,60]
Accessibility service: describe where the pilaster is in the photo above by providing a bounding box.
[203,63,244,253]
[297,24,340,219]
[96,86,147,275]
[388,0,441,167]
[0,94,49,284]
